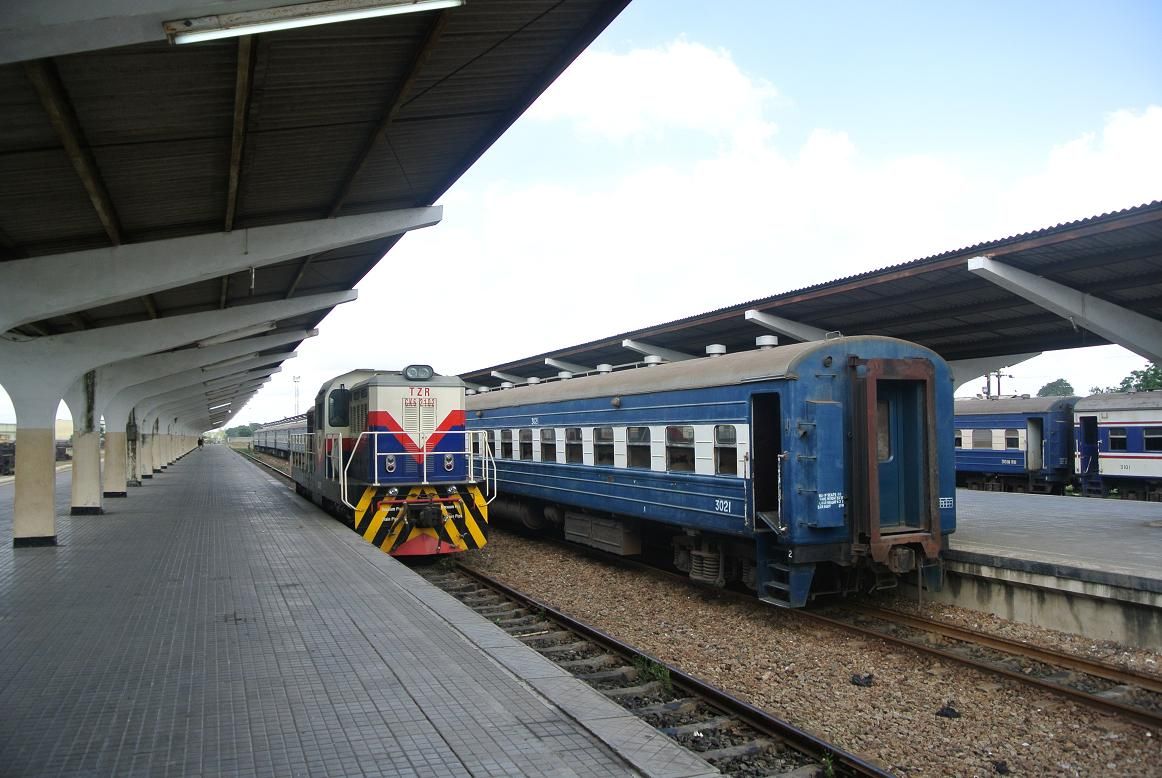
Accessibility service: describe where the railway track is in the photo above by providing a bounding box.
[811,604,1162,731]
[235,449,292,480]
[419,562,891,778]
[235,454,1162,735]
[483,528,1162,733]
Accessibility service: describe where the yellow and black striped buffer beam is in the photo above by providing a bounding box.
[351,485,488,555]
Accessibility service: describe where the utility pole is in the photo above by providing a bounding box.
[293,376,301,414]
[982,369,1013,398]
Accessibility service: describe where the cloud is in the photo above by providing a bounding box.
[997,106,1162,232]
[528,38,779,145]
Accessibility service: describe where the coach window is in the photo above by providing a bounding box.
[540,428,557,461]
[972,429,993,450]
[500,429,513,458]
[1145,427,1162,452]
[714,425,737,475]
[666,425,695,472]
[876,399,892,462]
[1005,428,1020,449]
[594,426,615,466]
[954,430,963,449]
[485,430,495,457]
[565,427,584,463]
[1108,427,1128,451]
[626,427,651,468]
[519,428,533,460]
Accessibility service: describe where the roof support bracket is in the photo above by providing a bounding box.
[967,256,1162,363]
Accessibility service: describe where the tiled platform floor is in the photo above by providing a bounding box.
[0,447,715,778]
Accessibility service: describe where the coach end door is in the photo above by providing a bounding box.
[849,357,941,564]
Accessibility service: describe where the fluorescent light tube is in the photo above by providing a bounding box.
[166,0,464,44]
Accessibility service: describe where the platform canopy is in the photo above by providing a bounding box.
[0,0,630,381]
[460,201,1162,387]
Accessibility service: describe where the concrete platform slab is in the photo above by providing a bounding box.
[929,489,1162,649]
[0,446,716,778]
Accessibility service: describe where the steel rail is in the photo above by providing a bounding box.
[798,608,1162,731]
[236,449,292,480]
[852,605,1162,695]
[489,528,1162,732]
[454,563,892,778]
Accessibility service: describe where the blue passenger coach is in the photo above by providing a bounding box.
[954,396,1077,494]
[466,336,955,607]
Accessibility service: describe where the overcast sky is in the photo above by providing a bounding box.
[2,0,1161,427]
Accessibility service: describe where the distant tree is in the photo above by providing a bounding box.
[1115,362,1162,392]
[1089,362,1161,395]
[1036,378,1075,397]
[225,424,258,437]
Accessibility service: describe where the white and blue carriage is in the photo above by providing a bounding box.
[467,335,956,607]
[953,396,1077,494]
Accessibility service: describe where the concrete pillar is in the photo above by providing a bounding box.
[0,292,349,543]
[95,326,310,497]
[69,431,103,514]
[62,370,102,514]
[125,368,275,485]
[105,428,129,498]
[6,386,63,545]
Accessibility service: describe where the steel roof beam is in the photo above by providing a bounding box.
[224,36,254,233]
[23,57,170,328]
[0,207,438,333]
[329,14,448,217]
[744,310,828,342]
[545,358,593,374]
[24,58,122,245]
[279,16,448,302]
[621,339,694,362]
[967,256,1162,363]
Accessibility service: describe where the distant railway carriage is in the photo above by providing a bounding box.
[288,367,492,557]
[953,396,1077,494]
[252,414,307,458]
[466,336,956,608]
[0,442,14,476]
[1074,392,1162,500]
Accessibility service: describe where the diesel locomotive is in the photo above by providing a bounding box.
[287,366,493,557]
[465,336,956,607]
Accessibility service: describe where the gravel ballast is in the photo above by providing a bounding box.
[464,530,1160,777]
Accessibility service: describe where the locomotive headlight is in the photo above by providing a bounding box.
[403,364,434,381]
[443,454,454,471]
[444,485,458,496]
[387,487,399,497]
[385,454,396,473]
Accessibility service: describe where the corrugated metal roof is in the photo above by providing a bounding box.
[0,0,631,423]
[1075,391,1162,413]
[461,201,1162,386]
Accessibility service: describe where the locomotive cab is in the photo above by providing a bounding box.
[290,367,494,556]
